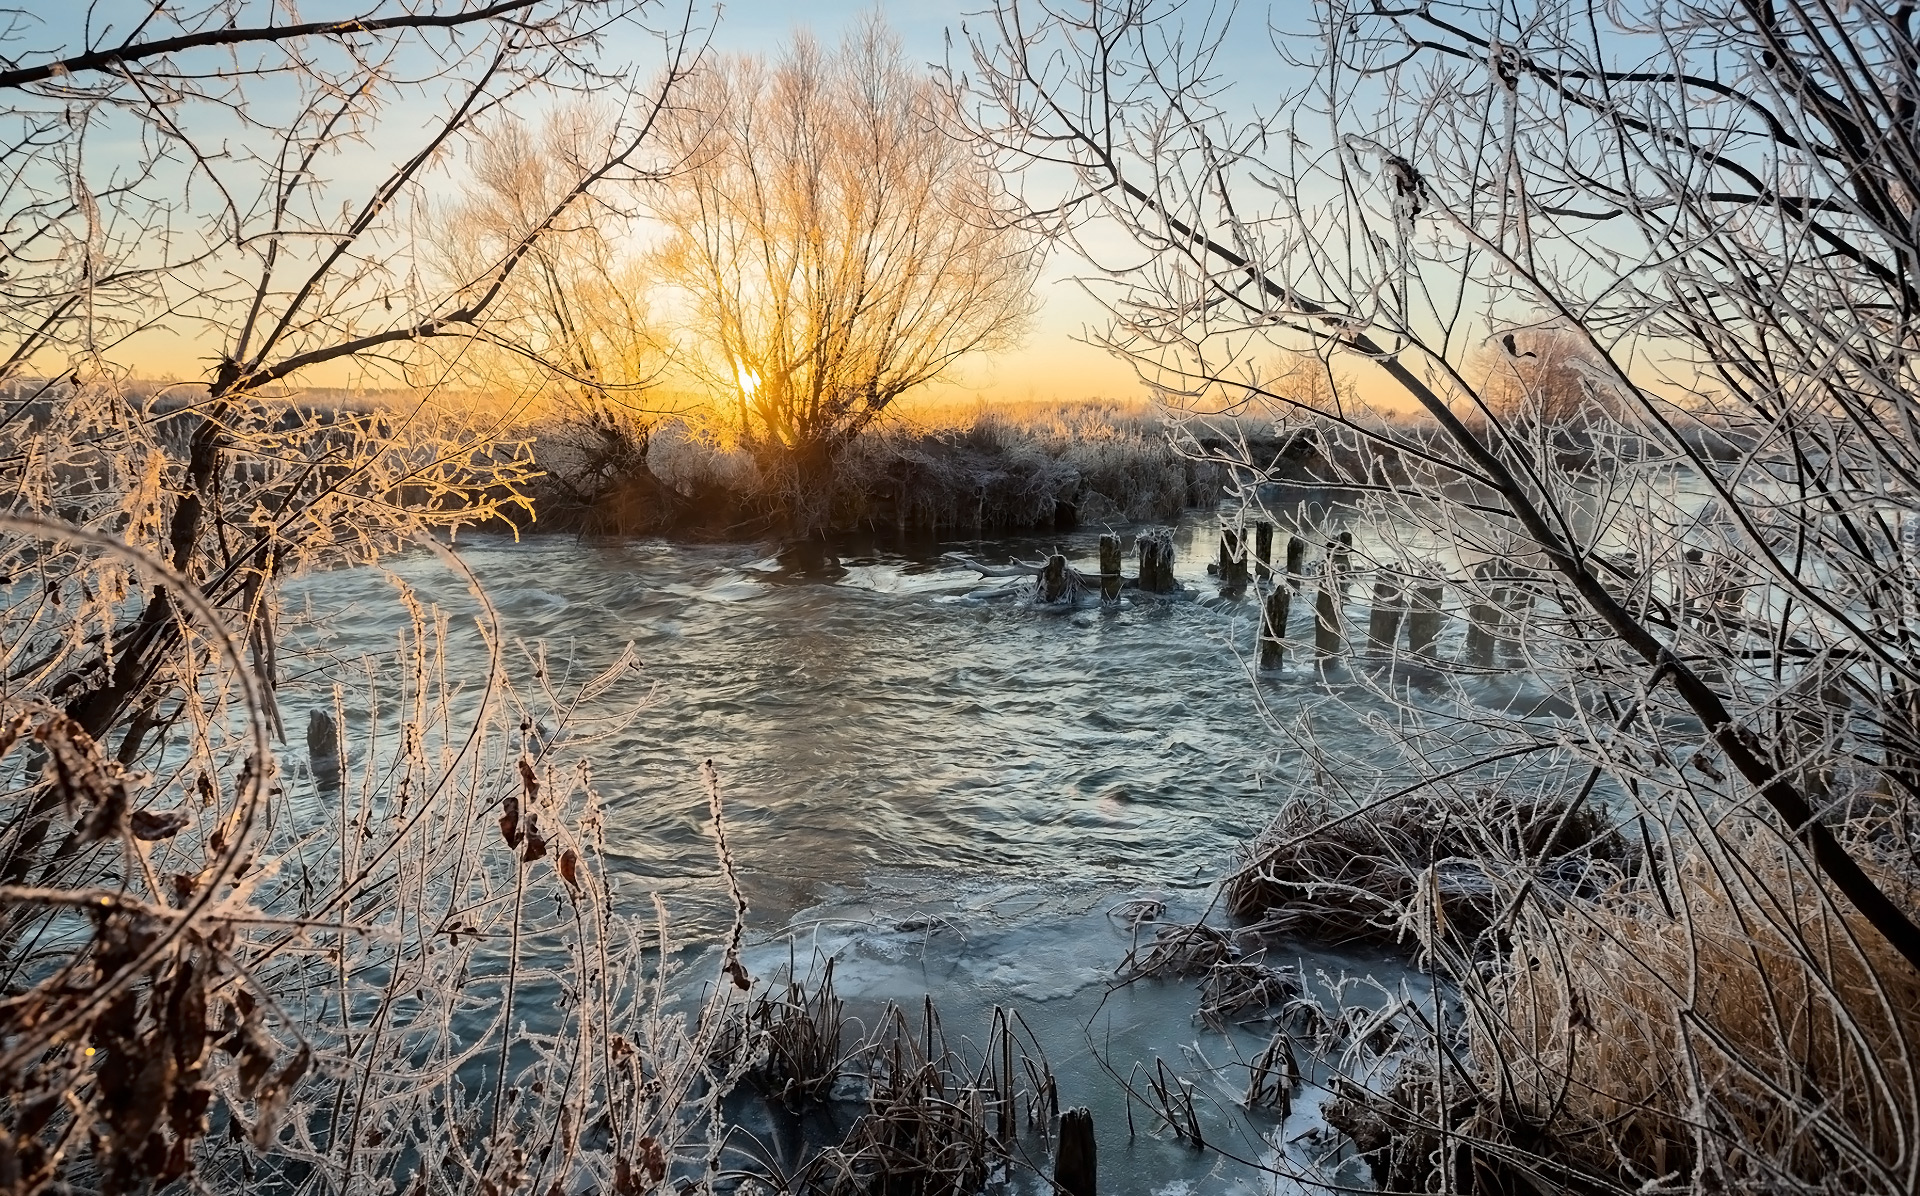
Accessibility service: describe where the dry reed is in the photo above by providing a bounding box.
[785,998,1057,1196]
[1259,795,1920,1193]
[1465,825,1920,1192]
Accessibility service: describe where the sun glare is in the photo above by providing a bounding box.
[733,360,761,400]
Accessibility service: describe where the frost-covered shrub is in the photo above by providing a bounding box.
[529,396,1214,536]
[647,415,763,497]
[0,382,752,1194]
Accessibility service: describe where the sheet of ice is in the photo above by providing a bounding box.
[727,877,1424,1196]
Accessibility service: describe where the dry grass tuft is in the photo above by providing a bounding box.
[741,957,852,1107]
[1118,922,1240,979]
[1198,960,1302,1028]
[792,999,1057,1196]
[1244,1028,1302,1115]
[1468,826,1920,1192]
[1297,816,1920,1194]
[1117,922,1303,1028]
[715,962,1060,1195]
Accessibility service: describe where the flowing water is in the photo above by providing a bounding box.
[284,517,1454,1194]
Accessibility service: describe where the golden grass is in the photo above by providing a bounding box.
[1472,825,1920,1192]
[1226,792,1920,1192]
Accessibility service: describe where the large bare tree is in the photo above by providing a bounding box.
[649,18,1038,518]
[443,107,695,525]
[2,0,698,744]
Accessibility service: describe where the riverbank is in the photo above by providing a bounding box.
[523,398,1264,539]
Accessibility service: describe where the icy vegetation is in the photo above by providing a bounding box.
[527,399,1226,539]
[7,1,1920,1195]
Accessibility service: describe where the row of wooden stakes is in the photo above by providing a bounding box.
[1036,524,1527,672]
[1221,524,1531,672]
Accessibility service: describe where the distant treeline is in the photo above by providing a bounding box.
[31,380,1763,541]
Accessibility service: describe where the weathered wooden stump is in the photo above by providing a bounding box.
[1099,533,1122,601]
[1260,585,1292,670]
[1678,547,1705,626]
[1501,567,1538,665]
[1218,527,1249,590]
[1367,575,1406,656]
[1040,554,1070,603]
[1253,521,1274,580]
[1137,529,1177,593]
[1464,563,1503,668]
[1284,535,1306,587]
[1057,1107,1097,1196]
[1685,554,1749,640]
[308,708,342,790]
[1405,583,1447,660]
[1329,531,1353,590]
[1314,576,1345,659]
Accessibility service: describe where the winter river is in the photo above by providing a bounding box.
[283,516,1448,1194]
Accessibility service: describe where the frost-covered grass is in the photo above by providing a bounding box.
[526,395,1233,537]
[0,379,750,1195]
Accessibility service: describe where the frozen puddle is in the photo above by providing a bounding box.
[730,879,1429,1195]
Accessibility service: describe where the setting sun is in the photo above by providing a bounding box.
[733,360,761,400]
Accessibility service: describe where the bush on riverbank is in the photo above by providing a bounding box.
[1224,789,1627,949]
[1467,821,1920,1192]
[526,397,1231,538]
[1230,790,1920,1194]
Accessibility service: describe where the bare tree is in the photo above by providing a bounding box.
[2,0,699,746]
[649,17,1038,520]
[966,0,1920,1189]
[1476,326,1620,427]
[0,5,745,1193]
[444,107,693,524]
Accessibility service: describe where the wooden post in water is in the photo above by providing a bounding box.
[1367,573,1406,657]
[1502,567,1537,666]
[1678,548,1705,629]
[1137,529,1176,593]
[308,708,342,791]
[1330,530,1353,575]
[1057,1107,1097,1196]
[1040,554,1069,603]
[1253,521,1274,580]
[1464,562,1502,669]
[1099,533,1123,601]
[1314,535,1352,660]
[1261,585,1292,670]
[1218,527,1248,591]
[1405,583,1447,661]
[1284,535,1305,588]
[1712,561,1747,632]
[1314,559,1346,660]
